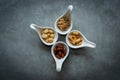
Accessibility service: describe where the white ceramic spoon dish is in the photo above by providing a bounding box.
[66,30,96,49]
[30,24,58,46]
[54,5,73,35]
[51,41,69,72]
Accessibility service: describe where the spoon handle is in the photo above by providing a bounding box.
[30,24,37,31]
[30,24,42,31]
[67,5,73,12]
[56,61,63,72]
[86,40,96,48]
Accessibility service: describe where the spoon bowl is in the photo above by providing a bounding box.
[66,30,96,49]
[54,5,73,35]
[30,24,58,46]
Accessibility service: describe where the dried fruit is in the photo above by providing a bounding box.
[54,43,67,59]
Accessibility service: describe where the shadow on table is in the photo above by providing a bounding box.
[70,47,94,60]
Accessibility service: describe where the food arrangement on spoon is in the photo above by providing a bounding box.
[30,5,96,72]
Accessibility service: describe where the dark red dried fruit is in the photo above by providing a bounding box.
[54,43,67,59]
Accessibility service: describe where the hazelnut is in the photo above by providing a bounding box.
[48,38,53,43]
[45,39,49,43]
[47,33,50,36]
[42,34,47,39]
[43,29,49,33]
[50,34,55,38]
[48,29,54,33]
[41,28,55,43]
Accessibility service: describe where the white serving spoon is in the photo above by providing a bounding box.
[30,24,58,46]
[51,41,69,72]
[66,30,96,49]
[54,5,73,35]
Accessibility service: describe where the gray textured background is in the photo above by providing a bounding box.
[0,0,120,80]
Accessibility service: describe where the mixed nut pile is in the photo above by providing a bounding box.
[41,28,55,43]
[57,17,70,31]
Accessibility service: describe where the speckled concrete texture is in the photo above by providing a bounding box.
[0,0,120,80]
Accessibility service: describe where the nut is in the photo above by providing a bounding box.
[48,38,54,43]
[72,31,79,35]
[50,34,55,38]
[68,31,83,45]
[57,17,70,31]
[48,30,54,33]
[41,34,47,39]
[43,29,49,34]
[41,28,55,43]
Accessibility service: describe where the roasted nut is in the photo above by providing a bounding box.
[57,17,70,31]
[45,38,49,43]
[41,34,47,39]
[57,22,62,25]
[60,18,64,21]
[43,29,49,33]
[47,33,50,36]
[48,30,54,33]
[72,31,79,35]
[41,28,55,43]
[48,38,53,43]
[75,38,81,43]
[50,34,55,38]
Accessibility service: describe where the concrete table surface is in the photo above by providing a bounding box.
[0,0,120,80]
